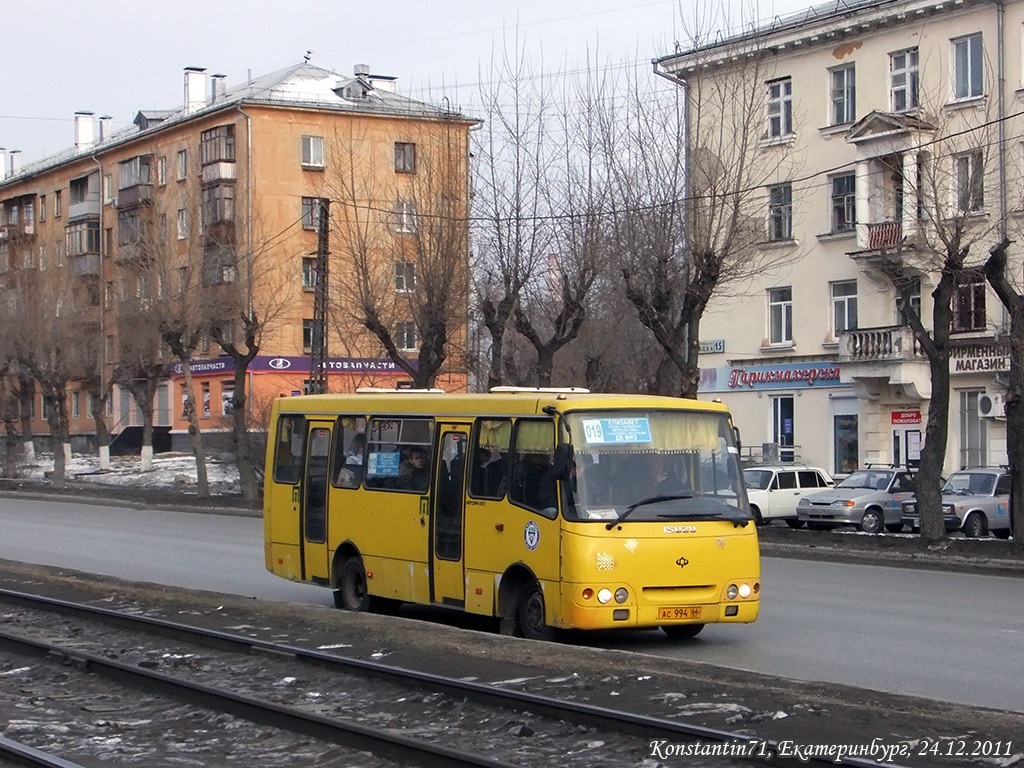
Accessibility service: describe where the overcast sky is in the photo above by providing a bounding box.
[2,0,811,166]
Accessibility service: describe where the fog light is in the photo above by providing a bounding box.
[612,609,629,621]
[738,583,752,599]
[614,588,628,604]
[726,584,739,600]
[582,588,594,600]
[725,605,739,616]
[597,588,613,604]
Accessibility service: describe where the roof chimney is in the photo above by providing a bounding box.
[353,64,370,78]
[184,67,207,113]
[74,111,95,151]
[98,115,112,142]
[0,149,7,181]
[8,149,21,177]
[211,73,227,102]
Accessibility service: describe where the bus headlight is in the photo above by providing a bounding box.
[738,583,752,598]
[597,588,613,604]
[727,584,739,600]
[614,588,628,604]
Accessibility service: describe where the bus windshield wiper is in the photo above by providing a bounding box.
[606,492,695,529]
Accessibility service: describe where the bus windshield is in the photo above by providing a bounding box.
[563,410,749,524]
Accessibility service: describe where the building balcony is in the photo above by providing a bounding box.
[838,324,930,400]
[114,241,152,266]
[0,222,35,240]
[116,184,153,208]
[866,221,901,249]
[68,199,102,220]
[202,161,236,184]
[71,252,101,277]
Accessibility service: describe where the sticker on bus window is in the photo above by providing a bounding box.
[367,451,401,476]
[581,417,652,445]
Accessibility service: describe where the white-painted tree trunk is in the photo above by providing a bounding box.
[23,440,35,461]
[98,445,111,471]
[63,443,72,467]
[140,444,154,472]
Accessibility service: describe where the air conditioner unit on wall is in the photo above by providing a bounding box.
[978,392,1006,419]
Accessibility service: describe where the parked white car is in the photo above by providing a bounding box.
[743,465,835,527]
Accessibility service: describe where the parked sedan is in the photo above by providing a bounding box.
[902,468,1011,538]
[797,467,916,533]
[743,465,834,526]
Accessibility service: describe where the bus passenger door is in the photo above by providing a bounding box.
[432,428,467,606]
[301,422,332,584]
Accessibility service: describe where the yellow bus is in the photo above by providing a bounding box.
[264,388,759,640]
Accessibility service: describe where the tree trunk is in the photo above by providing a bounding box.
[91,393,112,471]
[17,376,35,462]
[42,389,70,491]
[231,364,259,503]
[128,380,159,473]
[2,389,20,478]
[181,365,209,498]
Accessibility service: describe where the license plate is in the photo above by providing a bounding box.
[658,606,702,621]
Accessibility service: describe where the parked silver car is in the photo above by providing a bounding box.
[743,465,834,527]
[797,467,916,534]
[902,468,1011,538]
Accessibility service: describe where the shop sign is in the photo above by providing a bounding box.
[698,363,847,393]
[950,343,1010,374]
[171,355,411,377]
[891,410,921,425]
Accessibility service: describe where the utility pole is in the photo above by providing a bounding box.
[309,198,330,394]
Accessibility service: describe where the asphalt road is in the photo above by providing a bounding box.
[1,494,1021,713]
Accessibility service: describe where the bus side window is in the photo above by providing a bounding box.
[273,415,306,484]
[470,418,511,499]
[332,415,367,489]
[509,419,556,516]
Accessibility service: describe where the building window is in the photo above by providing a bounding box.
[907,277,922,318]
[66,220,100,255]
[87,393,95,419]
[118,207,142,246]
[395,142,416,173]
[301,197,327,230]
[222,383,235,416]
[119,156,151,190]
[395,261,416,292]
[959,390,987,467]
[302,319,314,353]
[72,392,81,419]
[200,125,235,165]
[302,256,318,290]
[832,280,858,333]
[104,174,114,202]
[772,395,795,463]
[768,184,792,241]
[38,195,46,222]
[157,156,167,186]
[953,271,986,332]
[302,136,324,168]
[202,184,235,224]
[396,199,417,233]
[890,48,919,112]
[834,414,859,474]
[201,382,211,419]
[769,286,793,345]
[830,174,856,233]
[177,149,188,180]
[956,150,984,212]
[830,65,856,125]
[55,190,62,218]
[177,209,188,239]
[767,78,793,137]
[953,34,983,99]
[395,321,417,350]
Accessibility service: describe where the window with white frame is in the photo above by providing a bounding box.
[831,280,858,333]
[956,150,984,212]
[769,286,793,345]
[72,392,80,419]
[301,197,327,230]
[302,136,324,168]
[830,174,856,233]
[830,64,856,125]
[767,77,793,137]
[302,256,318,290]
[177,149,188,181]
[768,183,792,241]
[953,270,986,332]
[890,48,919,112]
[394,142,416,173]
[396,199,417,233]
[953,34,983,99]
[395,321,418,350]
[395,261,416,292]
[177,209,188,239]
[157,156,167,186]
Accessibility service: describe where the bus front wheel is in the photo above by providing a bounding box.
[662,623,704,639]
[515,582,555,641]
[336,556,372,612]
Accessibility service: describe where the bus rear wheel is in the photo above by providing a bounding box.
[336,556,372,612]
[662,623,704,639]
[515,582,556,641]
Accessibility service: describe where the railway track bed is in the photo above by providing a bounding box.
[0,559,1021,768]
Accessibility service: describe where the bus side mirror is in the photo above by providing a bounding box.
[733,426,742,455]
[553,443,574,481]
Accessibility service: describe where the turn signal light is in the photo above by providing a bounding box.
[582,588,594,600]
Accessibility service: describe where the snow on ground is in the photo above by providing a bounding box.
[15,452,241,496]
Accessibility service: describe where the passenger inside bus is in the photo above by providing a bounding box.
[472,447,507,498]
[399,446,431,491]
[336,433,366,487]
